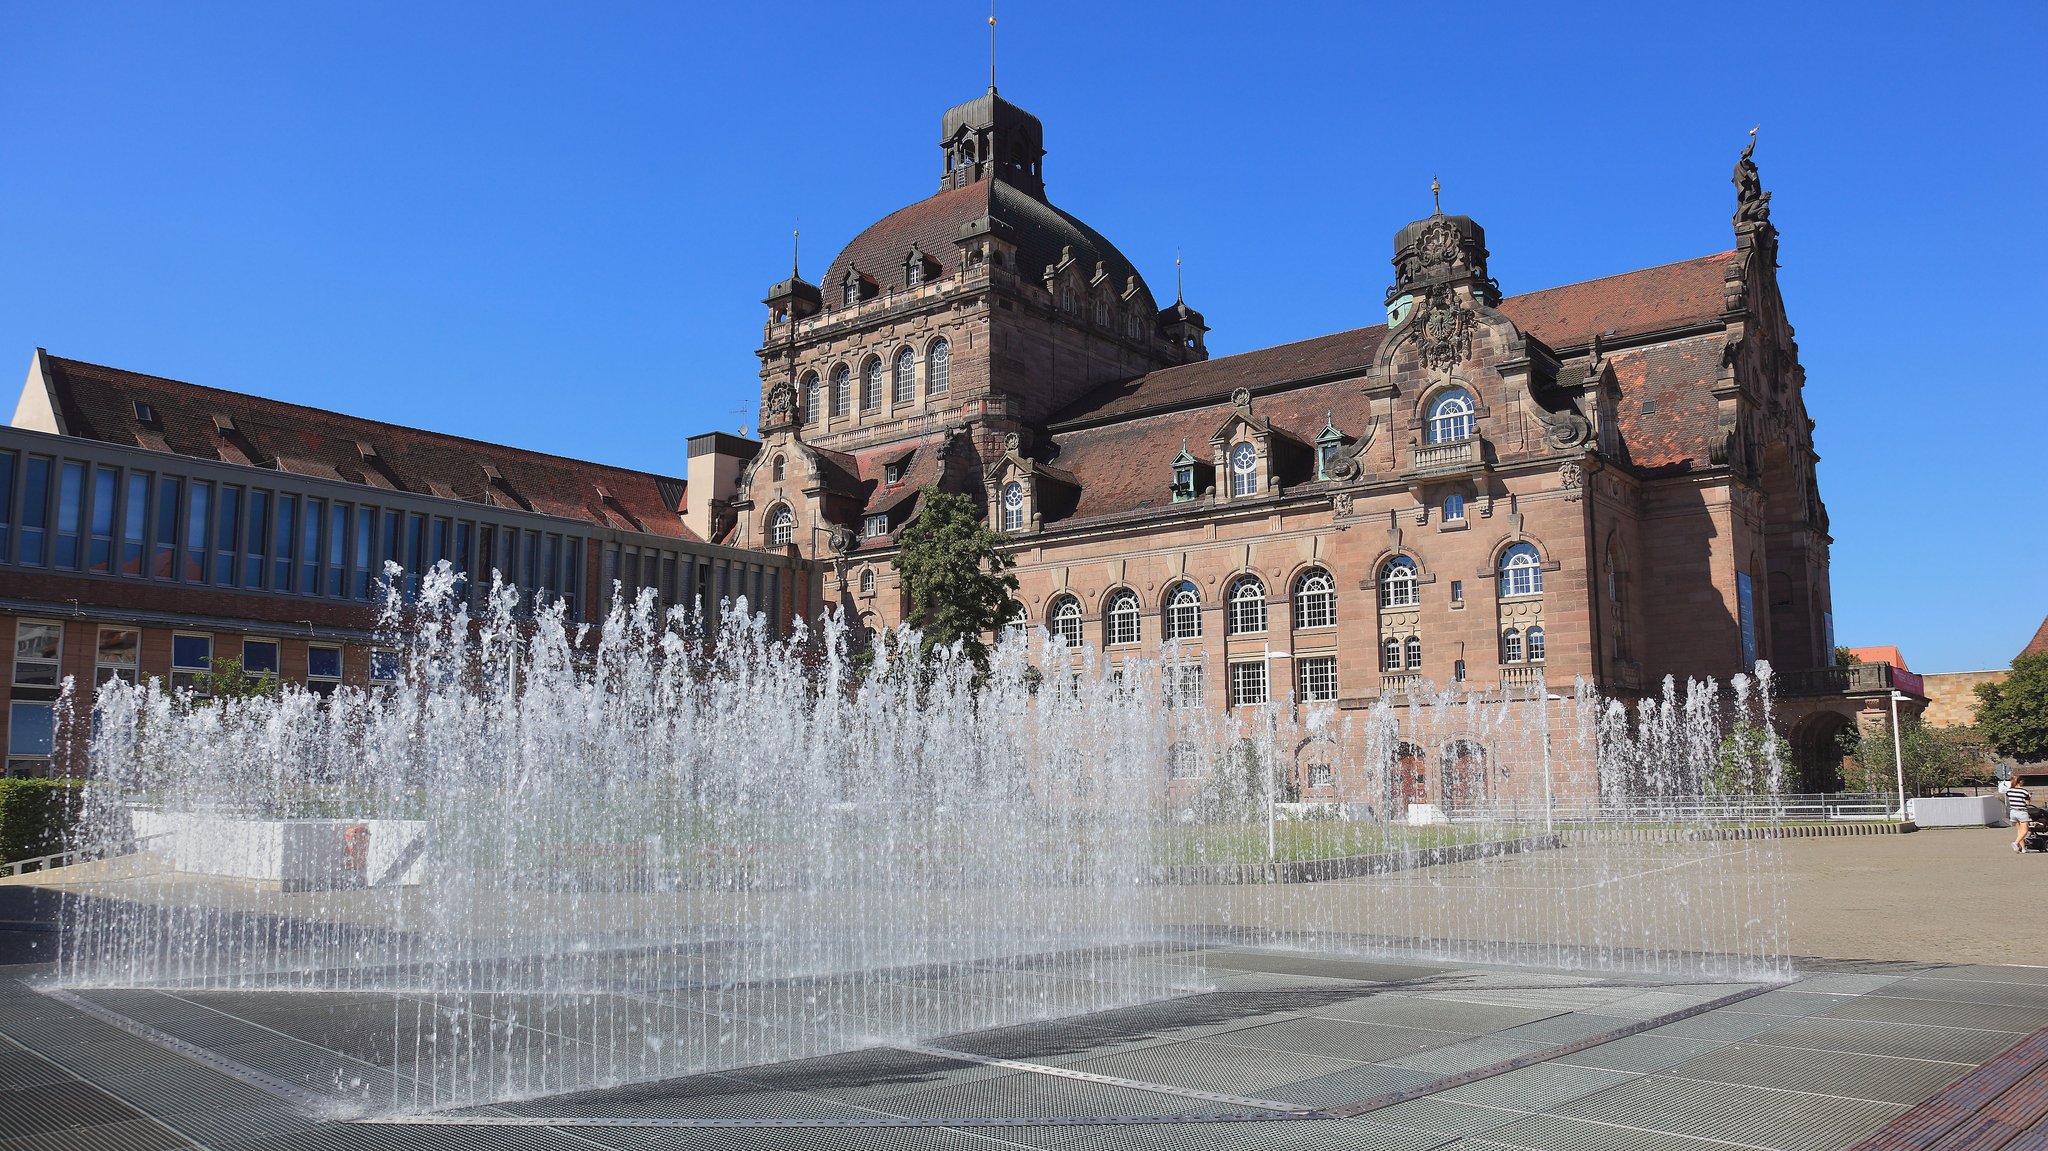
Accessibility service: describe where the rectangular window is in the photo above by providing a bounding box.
[171,633,213,694]
[241,638,280,677]
[380,509,399,593]
[183,480,210,582]
[1306,762,1334,789]
[1297,655,1338,703]
[243,489,269,589]
[1229,660,1269,707]
[96,628,140,685]
[89,465,117,572]
[369,649,400,685]
[453,520,472,595]
[862,513,889,538]
[1449,580,1464,605]
[53,461,84,569]
[307,644,342,696]
[1738,571,1757,672]
[273,494,296,591]
[18,455,50,566]
[7,702,55,761]
[327,502,348,597]
[354,508,374,599]
[1164,664,1204,709]
[301,496,323,594]
[431,517,449,568]
[153,476,180,579]
[0,450,15,563]
[214,485,240,585]
[565,537,583,619]
[122,472,148,576]
[13,620,62,687]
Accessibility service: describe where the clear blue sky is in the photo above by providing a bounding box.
[3,2,2042,672]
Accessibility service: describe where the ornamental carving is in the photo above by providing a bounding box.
[763,379,796,427]
[1330,492,1353,516]
[1541,408,1592,450]
[1414,216,1464,272]
[1231,387,1252,411]
[1558,461,1582,489]
[1414,287,1474,373]
[1733,129,1772,227]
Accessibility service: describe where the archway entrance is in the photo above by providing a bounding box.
[1789,710,1854,793]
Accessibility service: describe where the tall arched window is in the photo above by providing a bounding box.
[1229,441,1259,498]
[1502,628,1522,663]
[1426,388,1474,444]
[830,365,851,419]
[892,348,915,405]
[1226,575,1267,635]
[1404,635,1423,671]
[859,568,875,594]
[1000,481,1025,532]
[1293,568,1336,630]
[1381,637,1403,672]
[1105,589,1141,646]
[771,455,785,482]
[767,506,793,548]
[1164,581,1202,641]
[1048,595,1084,648]
[801,372,820,426]
[926,338,950,396]
[860,357,882,412]
[1527,625,1546,663]
[1499,542,1543,597]
[1379,556,1419,608]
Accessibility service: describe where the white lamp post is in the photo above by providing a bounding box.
[1543,692,1564,835]
[1889,689,1910,820]
[1263,645,1292,868]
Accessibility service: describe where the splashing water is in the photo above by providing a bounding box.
[52,564,1787,1112]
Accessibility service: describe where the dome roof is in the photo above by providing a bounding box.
[819,179,1158,314]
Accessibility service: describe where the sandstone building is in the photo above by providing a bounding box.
[726,88,1888,794]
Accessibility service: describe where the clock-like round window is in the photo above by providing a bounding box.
[1000,481,1025,531]
[1231,443,1256,474]
[1229,442,1258,497]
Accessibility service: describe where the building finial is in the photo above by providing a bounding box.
[791,221,800,278]
[988,0,998,92]
[1175,248,1183,304]
[1733,124,1771,227]
[1431,175,1441,213]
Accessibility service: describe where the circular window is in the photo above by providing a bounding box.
[1231,442,1257,474]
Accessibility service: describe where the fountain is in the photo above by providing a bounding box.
[49,564,1787,1114]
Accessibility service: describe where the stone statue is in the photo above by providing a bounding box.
[1733,127,1771,226]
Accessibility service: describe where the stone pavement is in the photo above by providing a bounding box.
[1782,827,2048,966]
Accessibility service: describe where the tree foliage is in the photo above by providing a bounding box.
[1977,653,2048,764]
[891,490,1021,673]
[1838,717,1978,797]
[193,656,278,702]
[1833,646,1861,668]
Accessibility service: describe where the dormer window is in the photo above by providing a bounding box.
[862,513,889,539]
[1171,445,1199,503]
[1315,417,1345,480]
[1229,441,1259,498]
[132,400,157,424]
[885,461,904,486]
[843,278,859,307]
[905,259,923,288]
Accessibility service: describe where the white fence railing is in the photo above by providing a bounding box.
[1437,792,1900,825]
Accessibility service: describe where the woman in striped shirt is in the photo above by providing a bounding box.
[2008,780,2033,853]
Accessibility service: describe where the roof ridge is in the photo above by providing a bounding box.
[44,353,688,485]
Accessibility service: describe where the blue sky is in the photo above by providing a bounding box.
[2,2,2042,672]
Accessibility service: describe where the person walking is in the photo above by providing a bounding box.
[2007,775,2033,853]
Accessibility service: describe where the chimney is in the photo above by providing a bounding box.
[685,431,759,542]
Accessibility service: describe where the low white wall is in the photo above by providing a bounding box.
[1905,795,2004,827]
[130,810,428,887]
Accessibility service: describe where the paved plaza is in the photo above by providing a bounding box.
[0,829,2044,1150]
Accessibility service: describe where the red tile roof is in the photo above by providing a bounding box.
[1849,645,1910,672]
[2021,616,2048,662]
[1605,334,1726,472]
[36,354,697,540]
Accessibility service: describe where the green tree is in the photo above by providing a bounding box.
[1710,722,1783,796]
[891,490,1021,673]
[1977,653,2048,764]
[192,656,278,702]
[1833,647,1861,668]
[1838,717,1975,797]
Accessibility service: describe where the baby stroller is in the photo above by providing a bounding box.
[2025,806,2048,853]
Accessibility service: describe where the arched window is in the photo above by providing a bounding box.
[771,455,785,482]
[767,506,793,548]
[1378,556,1419,608]
[830,365,851,419]
[926,338,950,396]
[1226,575,1267,635]
[1443,493,1465,521]
[1499,542,1543,598]
[1381,637,1403,672]
[892,348,915,405]
[859,568,875,594]
[1404,635,1423,671]
[860,357,882,412]
[1229,441,1259,497]
[1293,568,1336,630]
[1502,628,1522,664]
[1527,625,1546,663]
[1164,581,1202,641]
[1048,595,1084,648]
[1105,589,1141,646]
[1426,388,1474,444]
[801,372,820,426]
[1000,481,1025,532]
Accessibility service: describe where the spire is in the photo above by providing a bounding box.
[791,223,800,278]
[1174,249,1183,304]
[988,0,998,92]
[1431,175,1441,214]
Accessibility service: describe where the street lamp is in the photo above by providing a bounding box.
[1889,690,1910,820]
[1262,645,1293,868]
